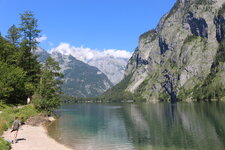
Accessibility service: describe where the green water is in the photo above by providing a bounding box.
[47,102,225,150]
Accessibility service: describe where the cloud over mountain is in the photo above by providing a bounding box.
[50,42,132,62]
[50,43,132,84]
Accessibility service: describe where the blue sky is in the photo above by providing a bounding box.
[0,0,176,52]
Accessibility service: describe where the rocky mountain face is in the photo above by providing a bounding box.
[50,44,131,85]
[34,48,113,97]
[87,57,128,84]
[120,0,225,102]
[34,47,50,63]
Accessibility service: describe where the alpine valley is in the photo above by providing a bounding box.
[102,0,225,102]
[34,47,130,97]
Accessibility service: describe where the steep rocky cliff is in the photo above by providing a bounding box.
[112,0,225,102]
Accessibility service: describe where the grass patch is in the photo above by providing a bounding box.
[192,40,225,100]
[0,137,10,150]
[99,74,145,102]
[0,104,38,149]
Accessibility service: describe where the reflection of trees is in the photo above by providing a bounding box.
[122,102,225,150]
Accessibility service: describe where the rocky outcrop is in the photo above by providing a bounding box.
[186,12,208,38]
[214,15,225,42]
[122,0,225,102]
[159,37,169,55]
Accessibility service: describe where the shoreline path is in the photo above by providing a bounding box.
[3,124,72,150]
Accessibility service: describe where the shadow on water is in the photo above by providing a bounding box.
[47,102,225,150]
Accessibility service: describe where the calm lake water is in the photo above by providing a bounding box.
[47,102,225,150]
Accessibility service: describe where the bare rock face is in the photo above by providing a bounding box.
[87,57,129,85]
[214,15,225,42]
[123,0,225,101]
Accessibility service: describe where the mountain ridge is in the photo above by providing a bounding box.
[34,47,113,97]
[50,43,131,84]
[103,0,225,102]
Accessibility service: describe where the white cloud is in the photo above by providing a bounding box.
[50,42,132,62]
[36,35,47,42]
[103,49,132,59]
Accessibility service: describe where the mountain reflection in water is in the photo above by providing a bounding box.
[47,102,225,150]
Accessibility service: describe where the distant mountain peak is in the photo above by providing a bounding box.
[50,43,132,84]
[34,47,113,97]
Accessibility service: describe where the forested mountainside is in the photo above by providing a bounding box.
[102,0,225,102]
[35,48,113,97]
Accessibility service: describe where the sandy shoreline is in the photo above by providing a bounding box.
[2,124,73,150]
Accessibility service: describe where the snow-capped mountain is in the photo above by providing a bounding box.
[50,43,132,84]
[33,48,113,97]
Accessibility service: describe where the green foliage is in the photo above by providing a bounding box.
[17,11,42,92]
[136,78,149,94]
[214,40,225,65]
[60,95,95,103]
[178,88,192,100]
[20,11,41,50]
[0,11,42,104]
[100,74,145,102]
[18,42,41,87]
[0,35,40,104]
[159,90,171,101]
[180,35,207,59]
[192,40,225,100]
[0,36,18,64]
[0,10,52,106]
[0,105,38,134]
[0,137,11,150]
[0,10,64,117]
[0,105,38,150]
[5,24,21,46]
[34,57,63,113]
[0,62,26,104]
[184,35,199,44]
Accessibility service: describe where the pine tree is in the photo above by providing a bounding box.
[0,36,15,63]
[35,57,63,113]
[19,11,41,50]
[5,24,21,46]
[0,61,26,104]
[18,11,41,94]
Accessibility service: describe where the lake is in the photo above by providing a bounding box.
[47,102,225,150]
